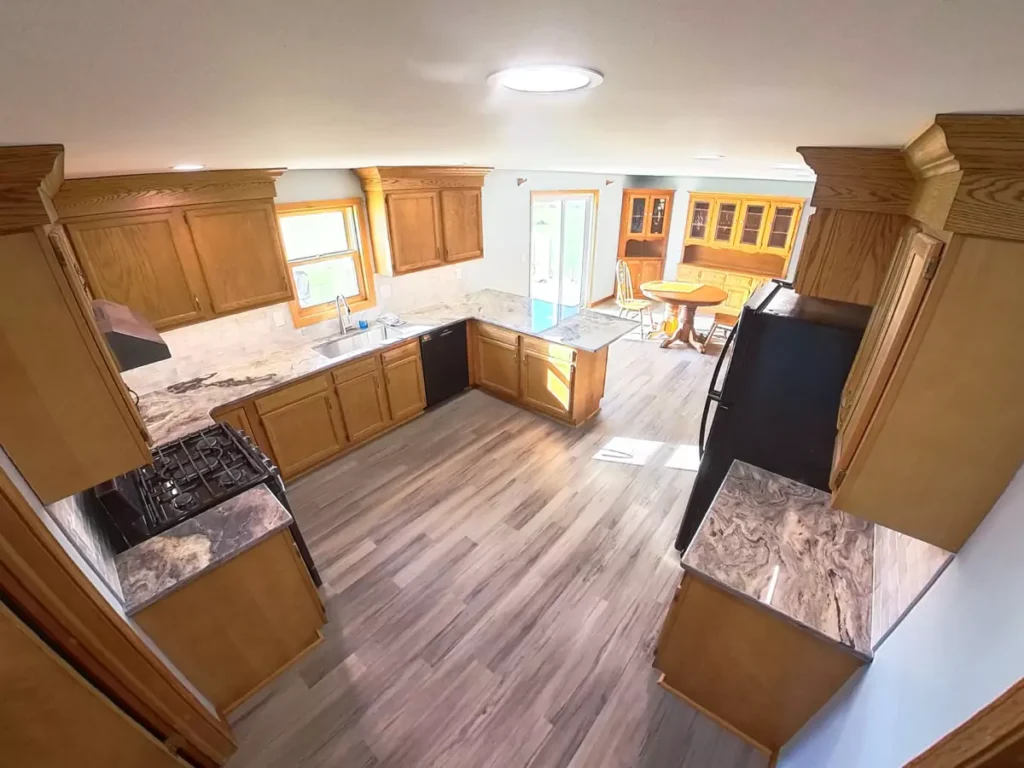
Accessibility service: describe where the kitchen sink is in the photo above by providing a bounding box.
[312,323,436,360]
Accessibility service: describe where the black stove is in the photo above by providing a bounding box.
[136,424,275,533]
[93,422,321,585]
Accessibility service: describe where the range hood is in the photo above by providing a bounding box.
[92,299,171,372]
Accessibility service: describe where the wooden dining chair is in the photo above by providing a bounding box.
[615,260,654,339]
[705,311,738,347]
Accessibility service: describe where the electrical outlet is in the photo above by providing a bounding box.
[272,310,286,328]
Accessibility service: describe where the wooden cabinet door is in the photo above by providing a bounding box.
[257,380,346,479]
[66,211,208,329]
[761,202,802,255]
[385,192,444,274]
[831,231,942,490]
[647,194,672,238]
[520,345,575,420]
[625,192,650,237]
[214,406,253,441]
[622,260,643,297]
[335,366,390,441]
[640,259,663,284]
[1,603,187,768]
[685,196,714,245]
[440,189,483,262]
[711,199,740,246]
[383,355,427,423]
[735,200,770,251]
[476,334,520,400]
[185,201,293,315]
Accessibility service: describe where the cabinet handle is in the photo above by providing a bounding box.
[192,294,200,310]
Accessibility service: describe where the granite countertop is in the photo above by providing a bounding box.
[138,289,637,445]
[115,484,292,615]
[682,461,875,659]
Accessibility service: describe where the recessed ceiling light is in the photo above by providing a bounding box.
[693,154,724,160]
[171,163,205,171]
[489,65,604,93]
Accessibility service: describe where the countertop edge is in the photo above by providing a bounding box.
[681,565,873,663]
[118,487,294,616]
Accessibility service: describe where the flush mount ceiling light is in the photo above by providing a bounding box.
[171,163,205,171]
[693,154,724,160]
[489,65,603,93]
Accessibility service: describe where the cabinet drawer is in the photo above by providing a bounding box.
[475,322,519,347]
[725,273,757,288]
[676,265,701,281]
[381,339,420,366]
[521,335,576,363]
[255,376,328,415]
[698,268,727,284]
[331,354,378,385]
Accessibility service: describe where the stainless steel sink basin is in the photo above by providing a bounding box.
[312,323,439,360]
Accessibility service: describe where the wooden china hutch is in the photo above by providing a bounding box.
[615,188,675,292]
[678,193,805,314]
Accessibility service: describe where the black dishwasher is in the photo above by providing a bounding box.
[420,321,470,407]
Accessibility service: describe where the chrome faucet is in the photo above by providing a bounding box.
[335,294,352,335]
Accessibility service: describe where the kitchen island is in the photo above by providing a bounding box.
[655,460,874,757]
[135,289,637,479]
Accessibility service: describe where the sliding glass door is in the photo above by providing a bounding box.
[530,192,596,307]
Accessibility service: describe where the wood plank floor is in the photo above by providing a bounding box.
[226,337,767,768]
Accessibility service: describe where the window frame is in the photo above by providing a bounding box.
[275,197,376,328]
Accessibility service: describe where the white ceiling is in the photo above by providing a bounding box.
[1,0,1022,180]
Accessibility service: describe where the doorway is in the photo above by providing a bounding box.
[529,191,597,307]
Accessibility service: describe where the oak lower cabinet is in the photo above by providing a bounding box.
[471,322,608,426]
[254,376,347,480]
[677,264,764,315]
[332,356,390,442]
[133,530,325,713]
[655,573,863,756]
[1,603,188,768]
[381,341,428,422]
[620,257,663,295]
[474,324,521,400]
[519,337,575,420]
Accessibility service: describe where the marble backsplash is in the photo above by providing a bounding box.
[45,493,124,601]
[123,264,470,395]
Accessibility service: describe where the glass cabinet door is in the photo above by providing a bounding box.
[627,194,649,236]
[687,199,712,243]
[648,196,669,237]
[763,204,798,252]
[713,201,738,244]
[737,201,768,249]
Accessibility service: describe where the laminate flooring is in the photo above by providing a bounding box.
[226,336,767,768]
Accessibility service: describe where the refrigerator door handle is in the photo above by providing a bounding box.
[707,318,741,401]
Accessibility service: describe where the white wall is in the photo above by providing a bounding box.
[778,464,1024,768]
[476,170,629,303]
[629,176,817,282]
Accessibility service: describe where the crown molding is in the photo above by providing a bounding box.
[0,145,65,234]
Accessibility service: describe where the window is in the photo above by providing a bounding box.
[276,198,375,327]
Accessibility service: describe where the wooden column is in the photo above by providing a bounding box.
[792,148,915,306]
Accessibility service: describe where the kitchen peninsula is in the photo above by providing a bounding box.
[136,289,637,478]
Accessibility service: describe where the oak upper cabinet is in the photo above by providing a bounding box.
[625,192,649,237]
[683,193,804,262]
[735,200,770,250]
[685,196,714,245]
[519,337,575,420]
[761,201,801,255]
[54,168,292,330]
[332,356,390,442]
[440,189,484,262]
[254,376,346,479]
[184,201,293,314]
[356,167,491,277]
[381,341,427,422]
[473,324,521,400]
[385,192,445,273]
[711,199,739,246]
[65,211,208,330]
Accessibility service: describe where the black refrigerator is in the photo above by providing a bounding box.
[675,281,871,551]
